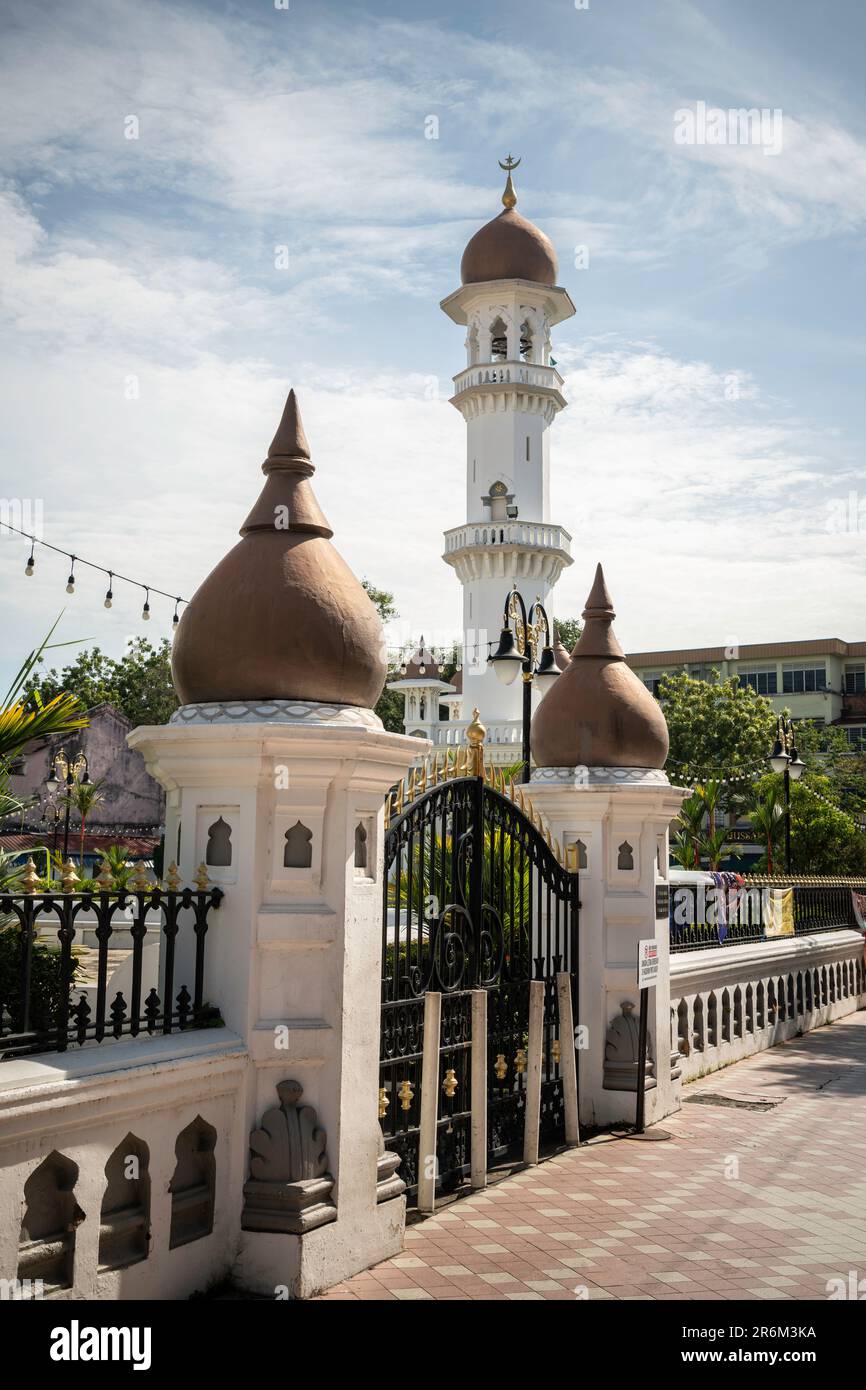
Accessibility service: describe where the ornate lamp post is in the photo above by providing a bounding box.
[768,715,805,873]
[488,585,559,783]
[45,750,90,861]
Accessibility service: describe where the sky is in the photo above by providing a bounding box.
[0,0,864,691]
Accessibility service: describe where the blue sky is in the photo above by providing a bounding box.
[1,0,864,690]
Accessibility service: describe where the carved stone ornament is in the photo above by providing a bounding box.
[602,1000,657,1093]
[241,1079,337,1235]
[376,1129,405,1205]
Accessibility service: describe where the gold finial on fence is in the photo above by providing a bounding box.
[378,1086,389,1119]
[466,707,486,776]
[514,1047,527,1075]
[407,767,417,802]
[131,861,150,892]
[61,859,79,894]
[96,859,114,891]
[442,1068,458,1099]
[164,861,182,892]
[397,1079,414,1112]
[22,857,39,894]
[552,1038,562,1065]
[194,862,210,891]
[494,1053,508,1080]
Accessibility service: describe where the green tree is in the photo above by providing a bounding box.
[554,618,582,653]
[750,772,866,875]
[24,638,178,727]
[658,671,777,792]
[361,580,404,734]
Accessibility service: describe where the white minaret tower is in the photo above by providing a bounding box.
[441,158,575,732]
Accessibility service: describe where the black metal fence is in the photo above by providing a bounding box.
[0,881,222,1058]
[670,879,865,952]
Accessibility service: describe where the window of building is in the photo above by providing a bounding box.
[738,669,778,695]
[642,675,662,697]
[844,664,865,694]
[843,727,866,751]
[782,664,826,694]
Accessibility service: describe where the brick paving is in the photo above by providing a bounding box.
[319,1011,866,1300]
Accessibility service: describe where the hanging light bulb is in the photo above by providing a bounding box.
[172,599,180,628]
[104,572,113,609]
[66,558,76,594]
[141,588,151,621]
[25,545,35,576]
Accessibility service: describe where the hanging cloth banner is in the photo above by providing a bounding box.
[763,887,795,938]
[852,890,866,933]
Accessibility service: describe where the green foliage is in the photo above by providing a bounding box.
[97,844,135,890]
[746,783,786,874]
[554,618,582,653]
[750,772,866,875]
[658,670,777,789]
[361,579,398,625]
[23,637,178,727]
[673,784,730,869]
[0,927,80,1035]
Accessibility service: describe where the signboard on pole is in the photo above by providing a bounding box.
[637,938,659,990]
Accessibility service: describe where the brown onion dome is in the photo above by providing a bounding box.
[552,627,572,671]
[460,161,558,287]
[171,390,386,709]
[531,565,669,769]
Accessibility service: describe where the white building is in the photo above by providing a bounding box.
[389,160,575,764]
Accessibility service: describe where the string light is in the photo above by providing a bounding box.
[0,520,188,627]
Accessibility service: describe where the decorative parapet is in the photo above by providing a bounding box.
[241,1080,337,1235]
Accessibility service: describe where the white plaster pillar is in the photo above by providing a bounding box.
[129,708,422,1297]
[528,768,686,1128]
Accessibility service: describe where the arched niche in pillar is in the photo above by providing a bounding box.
[284,820,313,868]
[195,805,239,885]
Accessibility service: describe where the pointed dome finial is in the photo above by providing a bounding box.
[498,153,521,209]
[582,563,615,621]
[268,388,310,460]
[575,563,623,659]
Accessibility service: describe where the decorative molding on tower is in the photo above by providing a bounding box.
[170,700,384,729]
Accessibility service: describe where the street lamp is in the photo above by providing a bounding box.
[489,586,559,783]
[45,749,89,861]
[768,715,804,873]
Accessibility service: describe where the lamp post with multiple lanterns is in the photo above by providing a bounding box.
[45,750,90,861]
[488,585,559,783]
[768,715,805,873]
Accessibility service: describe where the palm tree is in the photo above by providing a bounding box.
[675,791,706,868]
[699,826,731,871]
[694,779,724,839]
[0,623,87,895]
[70,778,105,871]
[98,844,134,890]
[748,787,785,873]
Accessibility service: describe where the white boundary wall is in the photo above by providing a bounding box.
[671,929,866,1083]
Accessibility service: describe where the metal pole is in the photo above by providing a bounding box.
[521,672,532,784]
[635,986,649,1134]
[784,765,791,874]
[62,782,72,860]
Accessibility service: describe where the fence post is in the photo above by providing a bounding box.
[417,991,442,1213]
[556,971,580,1147]
[470,989,487,1189]
[523,979,545,1166]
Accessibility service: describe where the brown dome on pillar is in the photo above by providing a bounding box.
[530,564,669,769]
[460,157,558,287]
[171,390,387,710]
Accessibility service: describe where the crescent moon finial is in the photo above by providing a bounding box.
[498,154,520,209]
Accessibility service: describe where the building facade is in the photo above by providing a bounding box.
[627,640,866,749]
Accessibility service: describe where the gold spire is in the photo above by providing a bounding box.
[499,154,520,209]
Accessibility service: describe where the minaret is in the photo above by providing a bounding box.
[441,157,575,727]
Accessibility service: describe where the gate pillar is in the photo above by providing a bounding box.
[528,563,687,1128]
[526,772,685,1127]
[129,389,423,1296]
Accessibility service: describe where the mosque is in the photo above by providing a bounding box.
[387,158,576,764]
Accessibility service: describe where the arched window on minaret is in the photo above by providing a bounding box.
[490,316,507,362]
[519,319,534,362]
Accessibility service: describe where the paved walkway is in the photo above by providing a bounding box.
[319,1012,866,1300]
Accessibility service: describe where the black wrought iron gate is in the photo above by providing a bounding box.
[378,732,579,1201]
